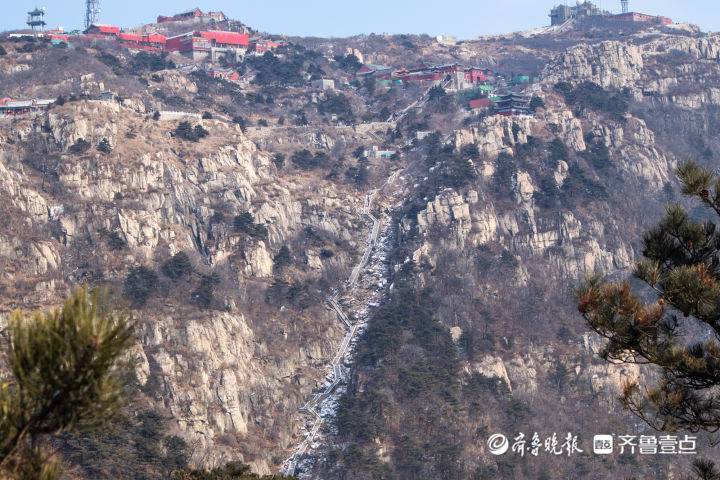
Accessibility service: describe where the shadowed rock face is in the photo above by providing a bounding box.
[2,20,720,480]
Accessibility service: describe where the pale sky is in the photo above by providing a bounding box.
[2,1,718,38]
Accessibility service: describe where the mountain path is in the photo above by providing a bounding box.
[282,169,404,476]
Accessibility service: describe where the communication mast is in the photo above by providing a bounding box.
[621,0,629,13]
[27,7,47,31]
[85,0,101,30]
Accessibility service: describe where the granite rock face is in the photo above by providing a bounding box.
[544,41,645,89]
[0,101,365,472]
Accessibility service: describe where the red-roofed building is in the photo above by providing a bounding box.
[465,68,488,84]
[165,32,205,56]
[119,32,166,52]
[166,31,249,61]
[199,31,250,47]
[84,24,120,36]
[118,32,142,43]
[146,33,167,44]
[252,39,283,54]
[469,97,492,110]
[0,98,11,106]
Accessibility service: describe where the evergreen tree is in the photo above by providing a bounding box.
[549,138,569,162]
[0,287,134,479]
[460,143,480,161]
[428,85,446,101]
[174,122,209,142]
[191,274,220,309]
[124,266,158,307]
[233,212,268,240]
[362,76,376,95]
[193,124,210,140]
[294,111,309,126]
[234,212,255,232]
[492,152,516,196]
[174,121,194,140]
[69,138,91,155]
[346,158,370,187]
[333,53,362,73]
[273,153,285,169]
[97,138,113,154]
[529,95,545,113]
[162,252,193,280]
[273,246,292,272]
[233,116,248,132]
[171,461,295,479]
[352,146,366,160]
[291,149,327,170]
[578,161,720,432]
[443,155,476,189]
[691,459,720,480]
[317,93,355,124]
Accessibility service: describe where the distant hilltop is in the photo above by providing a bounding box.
[156,7,226,25]
[549,1,672,27]
[6,6,283,64]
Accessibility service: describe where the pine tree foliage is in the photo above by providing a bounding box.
[233,212,269,240]
[124,266,159,307]
[170,461,295,479]
[174,122,209,142]
[97,138,113,154]
[692,459,720,480]
[0,287,134,479]
[577,162,720,433]
[273,246,292,272]
[162,252,193,280]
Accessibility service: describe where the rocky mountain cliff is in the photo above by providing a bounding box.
[1,18,719,480]
[1,98,372,473]
[306,30,720,480]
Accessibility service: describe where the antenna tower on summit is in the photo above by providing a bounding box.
[85,0,100,30]
[621,0,629,13]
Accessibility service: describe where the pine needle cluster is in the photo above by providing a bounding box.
[578,162,720,433]
[0,287,134,479]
